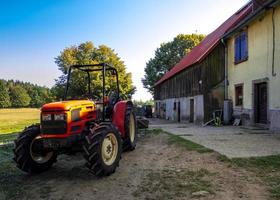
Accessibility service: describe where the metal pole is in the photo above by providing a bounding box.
[221,39,232,125]
[64,67,72,100]
[115,69,120,100]
[221,39,228,100]
[102,63,106,121]
[87,71,91,97]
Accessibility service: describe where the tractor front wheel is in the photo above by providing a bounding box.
[83,125,122,176]
[13,125,57,174]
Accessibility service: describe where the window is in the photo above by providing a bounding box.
[234,31,248,64]
[235,85,243,106]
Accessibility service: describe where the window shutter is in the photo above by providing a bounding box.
[240,33,245,59]
[237,36,241,62]
[244,32,248,58]
[234,37,239,63]
[234,32,248,63]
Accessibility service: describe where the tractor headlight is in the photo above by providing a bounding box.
[42,114,52,121]
[54,114,66,121]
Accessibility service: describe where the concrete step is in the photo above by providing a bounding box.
[241,125,269,131]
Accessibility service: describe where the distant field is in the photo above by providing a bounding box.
[0,108,40,143]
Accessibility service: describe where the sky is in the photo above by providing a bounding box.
[0,0,249,101]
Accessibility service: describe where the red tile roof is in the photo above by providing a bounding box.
[155,2,253,86]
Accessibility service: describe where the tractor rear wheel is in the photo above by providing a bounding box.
[123,106,138,151]
[83,125,122,176]
[13,125,57,174]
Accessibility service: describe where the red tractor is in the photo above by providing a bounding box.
[13,64,137,176]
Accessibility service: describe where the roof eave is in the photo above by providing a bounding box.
[223,0,280,40]
[154,39,222,87]
[154,61,199,87]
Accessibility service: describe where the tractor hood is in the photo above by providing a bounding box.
[41,100,94,112]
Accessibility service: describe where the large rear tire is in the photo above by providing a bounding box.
[123,106,138,151]
[83,125,122,176]
[13,125,57,174]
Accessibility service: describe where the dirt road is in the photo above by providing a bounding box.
[0,131,269,200]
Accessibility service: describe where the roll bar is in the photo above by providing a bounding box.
[64,63,120,120]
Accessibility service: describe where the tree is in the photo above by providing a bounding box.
[9,85,31,107]
[0,80,11,108]
[23,84,55,107]
[53,41,136,100]
[133,99,154,107]
[142,34,205,95]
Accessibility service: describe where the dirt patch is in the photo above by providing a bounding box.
[0,132,270,200]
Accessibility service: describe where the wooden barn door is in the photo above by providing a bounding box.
[254,82,267,124]
[190,99,194,123]
[178,102,181,122]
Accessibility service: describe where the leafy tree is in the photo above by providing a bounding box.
[9,85,31,107]
[53,41,136,100]
[0,79,55,108]
[133,99,154,107]
[142,34,205,95]
[23,84,55,107]
[0,80,11,108]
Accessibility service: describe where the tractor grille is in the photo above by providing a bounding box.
[41,121,67,134]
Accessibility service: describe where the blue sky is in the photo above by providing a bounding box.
[0,0,248,100]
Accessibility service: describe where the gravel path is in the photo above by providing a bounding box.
[150,118,280,158]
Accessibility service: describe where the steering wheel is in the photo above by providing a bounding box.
[103,91,118,119]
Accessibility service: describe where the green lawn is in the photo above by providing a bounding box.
[218,154,280,199]
[0,108,40,198]
[145,128,213,153]
[0,108,40,143]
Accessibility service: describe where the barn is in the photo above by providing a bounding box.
[154,2,253,124]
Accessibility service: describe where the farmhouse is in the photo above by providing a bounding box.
[154,2,253,124]
[223,0,280,130]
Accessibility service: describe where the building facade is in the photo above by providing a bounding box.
[154,3,253,124]
[224,0,280,130]
[154,44,225,124]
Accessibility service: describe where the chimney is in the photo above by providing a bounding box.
[252,0,268,11]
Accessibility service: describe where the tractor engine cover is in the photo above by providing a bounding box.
[40,100,96,139]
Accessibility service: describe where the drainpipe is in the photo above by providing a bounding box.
[221,39,228,100]
[272,7,277,77]
[222,38,232,125]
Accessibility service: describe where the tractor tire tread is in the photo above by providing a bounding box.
[13,124,57,174]
[123,106,138,152]
[83,125,122,177]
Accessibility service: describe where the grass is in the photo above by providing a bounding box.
[0,133,19,144]
[166,132,213,153]
[0,145,13,161]
[232,155,280,199]
[218,154,280,199]
[0,145,27,200]
[147,128,213,153]
[0,160,26,200]
[231,155,280,171]
[148,129,280,198]
[0,109,40,198]
[133,168,214,199]
[0,108,39,142]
